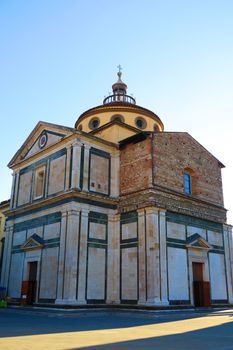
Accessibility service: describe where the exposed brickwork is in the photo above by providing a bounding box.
[120,138,152,194]
[118,189,226,223]
[153,132,224,207]
[119,132,225,222]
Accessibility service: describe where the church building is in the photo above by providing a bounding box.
[1,70,233,307]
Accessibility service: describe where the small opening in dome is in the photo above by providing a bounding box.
[135,117,147,129]
[111,114,125,123]
[154,124,159,132]
[89,118,100,130]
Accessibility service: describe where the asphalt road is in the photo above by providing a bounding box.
[0,307,233,349]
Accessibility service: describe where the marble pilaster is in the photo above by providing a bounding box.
[77,208,89,304]
[137,208,146,304]
[106,214,120,304]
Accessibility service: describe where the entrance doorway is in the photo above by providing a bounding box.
[28,261,38,304]
[192,262,210,307]
[193,262,204,306]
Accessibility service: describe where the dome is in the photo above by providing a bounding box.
[75,69,164,138]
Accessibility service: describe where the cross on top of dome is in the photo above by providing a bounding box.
[103,66,136,105]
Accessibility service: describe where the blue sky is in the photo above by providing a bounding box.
[1,0,233,222]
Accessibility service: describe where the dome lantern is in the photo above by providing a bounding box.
[103,66,136,105]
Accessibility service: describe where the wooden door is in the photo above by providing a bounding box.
[193,262,203,282]
[193,262,204,307]
[28,262,38,304]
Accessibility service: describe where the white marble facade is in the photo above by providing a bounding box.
[1,122,233,307]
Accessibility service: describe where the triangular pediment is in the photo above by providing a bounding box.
[8,121,75,167]
[21,234,44,251]
[90,120,139,143]
[186,233,212,251]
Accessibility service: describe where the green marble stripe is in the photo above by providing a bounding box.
[11,249,22,254]
[167,242,186,249]
[211,244,224,250]
[120,242,138,248]
[211,299,228,304]
[167,237,186,244]
[90,147,110,158]
[169,300,191,305]
[12,240,60,253]
[88,242,107,249]
[121,211,138,220]
[89,218,108,225]
[43,238,60,244]
[210,249,224,254]
[89,211,108,221]
[43,243,59,249]
[46,130,66,137]
[13,212,61,232]
[120,238,138,244]
[167,211,223,232]
[88,237,107,244]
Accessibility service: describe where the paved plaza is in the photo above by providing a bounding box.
[0,307,233,349]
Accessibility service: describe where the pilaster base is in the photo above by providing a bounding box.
[145,298,169,306]
[106,299,121,305]
[55,298,87,305]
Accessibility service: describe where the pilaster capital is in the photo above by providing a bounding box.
[145,207,159,215]
[5,223,13,232]
[223,224,232,234]
[159,209,166,217]
[67,209,81,217]
[61,211,67,219]
[137,208,145,216]
[111,151,120,159]
[83,143,91,151]
[108,213,120,222]
[72,138,83,148]
[81,208,90,217]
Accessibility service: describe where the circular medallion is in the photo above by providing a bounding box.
[38,133,48,149]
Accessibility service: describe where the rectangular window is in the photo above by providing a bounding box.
[184,172,191,194]
[34,166,45,199]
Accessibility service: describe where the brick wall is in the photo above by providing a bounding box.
[120,132,224,208]
[120,138,152,194]
[153,132,224,206]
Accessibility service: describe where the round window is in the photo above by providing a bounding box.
[89,117,100,130]
[111,114,125,123]
[38,132,48,149]
[135,117,147,129]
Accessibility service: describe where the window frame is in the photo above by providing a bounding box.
[110,114,125,123]
[88,117,100,130]
[33,165,46,200]
[135,116,147,129]
[184,171,192,195]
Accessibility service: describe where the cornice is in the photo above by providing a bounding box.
[118,188,226,224]
[6,190,118,220]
